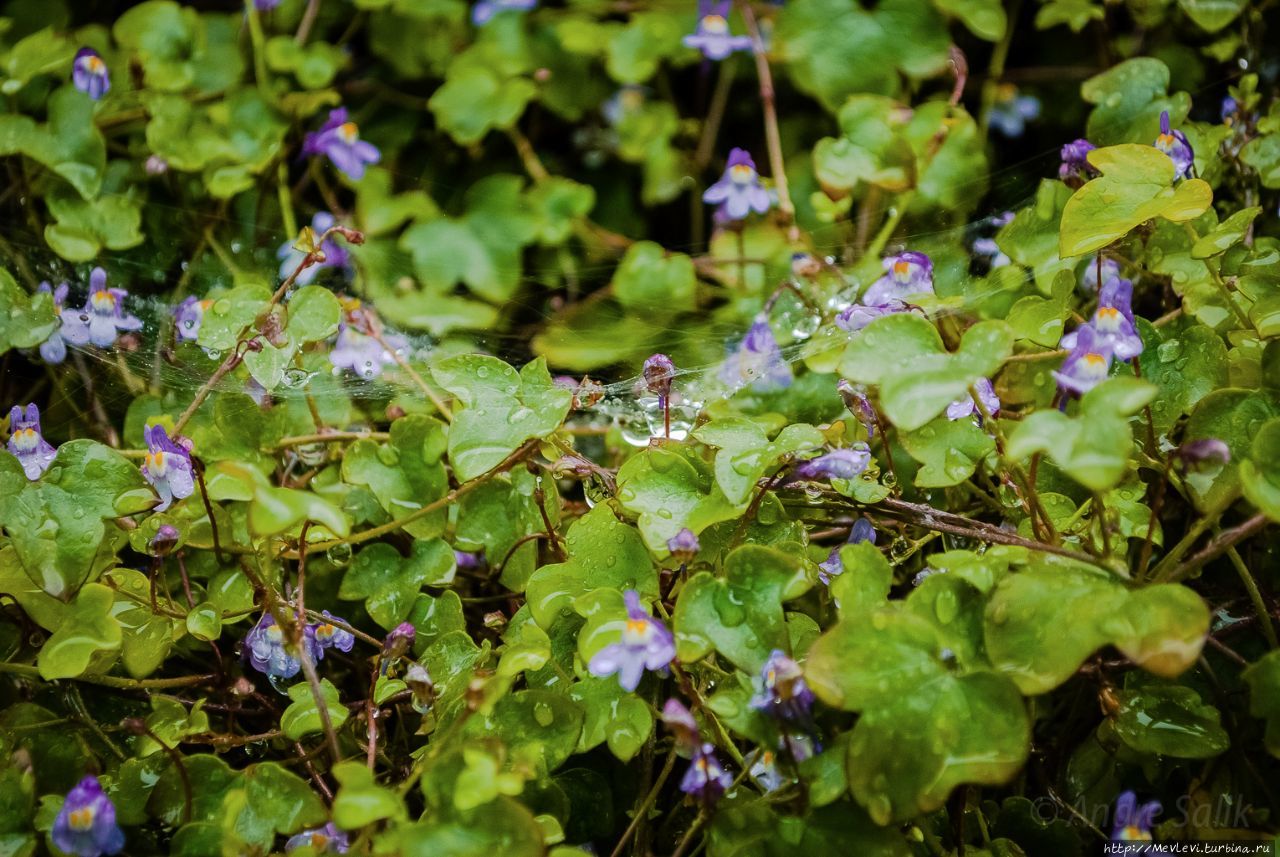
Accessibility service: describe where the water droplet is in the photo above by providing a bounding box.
[326,542,353,566]
[934,589,959,624]
[213,299,231,316]
[533,701,554,726]
[282,367,314,389]
[508,406,534,425]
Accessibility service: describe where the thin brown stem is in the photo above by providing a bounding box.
[736,1,796,242]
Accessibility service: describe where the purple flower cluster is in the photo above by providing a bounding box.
[244,610,355,680]
[749,650,816,728]
[1059,138,1097,186]
[587,590,675,692]
[681,743,733,803]
[682,1,753,60]
[837,251,934,333]
[72,48,110,100]
[52,776,124,857]
[7,404,57,481]
[141,425,194,512]
[720,314,791,391]
[1056,265,1143,396]
[1154,111,1194,179]
[303,108,381,181]
[703,148,772,222]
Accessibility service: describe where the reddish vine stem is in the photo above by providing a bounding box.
[736,0,797,243]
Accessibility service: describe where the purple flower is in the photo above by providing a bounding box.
[471,0,537,25]
[72,48,110,100]
[1060,278,1143,362]
[1222,96,1240,125]
[245,613,320,680]
[303,108,381,181]
[602,86,648,127]
[588,590,676,692]
[818,516,876,585]
[720,314,792,391]
[703,148,772,221]
[141,424,194,512]
[330,322,404,380]
[313,611,356,656]
[1081,255,1121,294]
[989,84,1040,138]
[667,527,700,561]
[680,743,733,803]
[793,446,870,482]
[1154,111,1194,179]
[835,300,901,333]
[643,353,676,404]
[52,776,124,857]
[1112,791,1160,842]
[1053,324,1113,396]
[946,377,1001,421]
[682,1,753,60]
[1178,438,1231,469]
[278,212,352,285]
[38,282,70,364]
[60,269,142,349]
[662,699,701,752]
[286,822,349,854]
[455,550,485,570]
[255,0,282,9]
[750,650,816,727]
[7,404,57,481]
[972,237,1010,269]
[1059,138,1097,185]
[382,622,416,658]
[148,524,181,557]
[862,251,933,306]
[174,297,212,343]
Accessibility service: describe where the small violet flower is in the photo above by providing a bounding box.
[1154,111,1194,179]
[245,613,320,680]
[662,699,701,753]
[946,377,1001,421]
[278,212,352,286]
[680,743,733,804]
[793,445,871,482]
[1061,277,1143,362]
[1053,324,1113,396]
[643,353,676,406]
[72,48,110,100]
[52,776,125,857]
[1081,255,1122,295]
[602,86,647,127]
[972,237,1011,270]
[1058,138,1097,186]
[330,321,405,380]
[837,380,878,438]
[703,148,772,222]
[303,108,381,181]
[471,0,537,26]
[720,314,792,391]
[1177,438,1231,470]
[141,424,194,512]
[682,1,753,60]
[667,527,700,562]
[749,750,792,792]
[818,517,876,585]
[285,822,349,854]
[38,282,70,364]
[382,622,416,660]
[1112,791,1161,842]
[988,84,1040,138]
[7,404,56,481]
[148,524,181,557]
[60,268,142,349]
[835,300,900,333]
[862,251,934,307]
[255,0,282,9]
[313,610,356,656]
[750,650,816,727]
[587,590,676,692]
[173,297,213,343]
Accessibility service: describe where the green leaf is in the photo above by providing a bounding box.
[429,65,536,145]
[224,761,327,850]
[933,0,1006,39]
[526,505,657,629]
[341,540,455,629]
[462,689,585,773]
[36,583,121,679]
[672,544,810,671]
[841,315,1012,431]
[265,35,346,89]
[1177,0,1246,31]
[1244,650,1280,757]
[615,447,741,552]
[568,677,654,762]
[526,177,595,245]
[431,355,571,481]
[996,180,1077,293]
[332,761,405,829]
[611,240,696,312]
[1080,58,1189,146]
[43,188,144,262]
[899,415,995,487]
[0,269,58,353]
[694,418,825,506]
[341,415,449,539]
[1059,145,1213,258]
[1136,319,1229,436]
[0,27,75,94]
[1240,134,1280,188]
[1241,418,1280,522]
[287,286,342,343]
[1111,684,1229,758]
[281,678,350,740]
[1184,389,1280,511]
[248,485,351,538]
[0,86,106,199]
[196,284,272,351]
[114,1,244,94]
[606,11,684,83]
[812,96,914,195]
[1192,206,1262,258]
